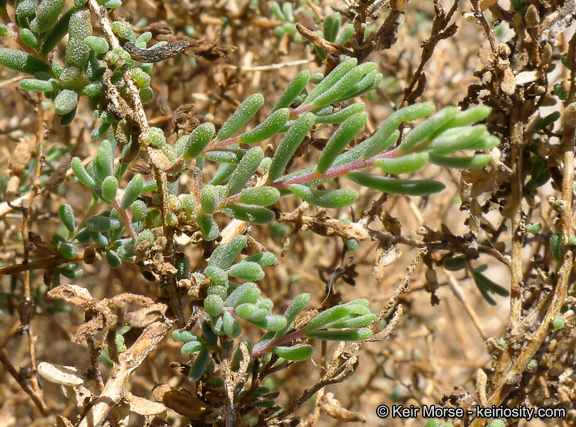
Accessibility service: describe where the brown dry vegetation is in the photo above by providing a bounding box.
[1,0,575,426]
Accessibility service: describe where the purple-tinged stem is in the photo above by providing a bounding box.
[276,147,402,188]
[289,103,315,118]
[112,198,138,243]
[250,328,307,358]
[202,135,242,153]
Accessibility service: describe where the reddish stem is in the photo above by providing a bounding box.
[112,198,138,243]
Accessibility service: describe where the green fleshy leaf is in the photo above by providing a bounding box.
[249,314,287,331]
[305,328,372,341]
[182,123,216,159]
[311,62,377,108]
[105,249,121,268]
[121,174,143,209]
[222,311,242,338]
[347,171,445,196]
[442,105,491,129]
[204,294,224,316]
[54,89,79,116]
[323,13,341,42]
[239,108,290,144]
[472,269,509,305]
[175,255,190,280]
[94,140,114,184]
[204,149,243,164]
[429,153,490,170]
[339,70,383,102]
[84,36,109,54]
[16,0,39,19]
[272,70,310,112]
[426,125,488,155]
[268,112,316,182]
[322,313,376,329]
[19,29,38,49]
[100,175,118,204]
[229,261,265,281]
[289,184,358,208]
[303,58,357,105]
[29,0,66,33]
[172,329,197,343]
[362,103,436,159]
[19,78,58,92]
[86,215,122,232]
[245,252,277,267]
[39,9,73,54]
[275,293,310,338]
[181,340,205,355]
[204,265,228,285]
[375,152,429,175]
[196,214,219,241]
[336,24,354,45]
[208,235,247,269]
[239,187,281,206]
[0,49,52,75]
[273,344,314,361]
[217,93,265,141]
[314,103,365,124]
[200,184,225,214]
[209,162,236,185]
[65,10,92,70]
[225,282,261,308]
[317,112,367,174]
[188,349,209,381]
[306,304,356,331]
[550,233,563,262]
[223,203,275,224]
[59,204,75,233]
[398,106,459,152]
[59,242,79,260]
[226,146,264,196]
[71,157,96,189]
[236,303,269,322]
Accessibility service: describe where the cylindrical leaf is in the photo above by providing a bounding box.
[225,282,261,308]
[314,103,365,124]
[239,108,290,144]
[249,314,287,331]
[183,123,215,159]
[223,203,275,224]
[121,174,143,209]
[94,140,114,183]
[273,344,314,361]
[100,175,118,203]
[19,78,58,92]
[204,294,224,316]
[226,146,264,196]
[204,265,228,285]
[84,35,109,54]
[200,184,223,214]
[429,153,490,170]
[217,93,265,141]
[54,89,79,116]
[222,311,241,338]
[311,62,377,108]
[208,235,247,269]
[59,242,79,260]
[105,249,121,268]
[398,106,459,152]
[303,58,357,105]
[239,187,281,206]
[347,172,445,196]
[196,214,219,241]
[323,13,341,43]
[375,152,429,175]
[65,10,92,70]
[229,261,265,281]
[306,305,351,331]
[0,49,52,75]
[236,303,269,322]
[29,0,66,33]
[362,103,436,159]
[39,9,73,54]
[181,340,205,355]
[58,204,75,233]
[272,70,311,112]
[173,329,198,343]
[86,215,122,232]
[245,252,277,267]
[289,185,358,208]
[188,349,209,381]
[268,112,315,182]
[317,112,367,174]
[305,328,372,341]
